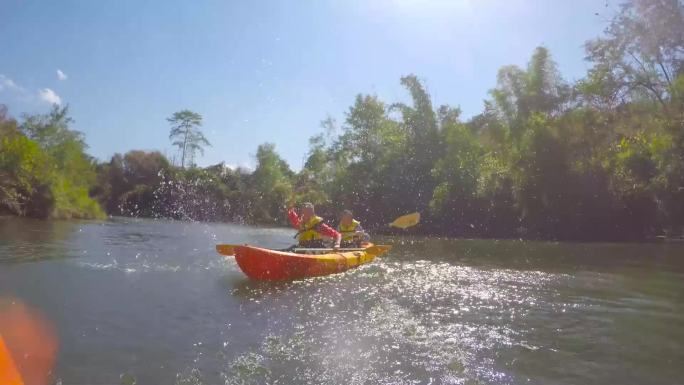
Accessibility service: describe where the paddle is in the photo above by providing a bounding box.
[292,247,367,252]
[216,244,237,256]
[293,245,390,254]
[215,244,390,256]
[388,212,421,229]
[216,212,419,256]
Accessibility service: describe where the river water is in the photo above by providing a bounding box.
[0,217,682,385]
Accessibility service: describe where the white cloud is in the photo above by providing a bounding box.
[56,69,68,81]
[38,88,62,105]
[0,74,22,91]
[1,74,62,105]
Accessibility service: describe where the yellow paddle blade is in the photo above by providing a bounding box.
[365,245,391,256]
[389,212,420,229]
[216,244,236,256]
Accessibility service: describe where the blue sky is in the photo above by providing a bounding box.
[0,0,610,169]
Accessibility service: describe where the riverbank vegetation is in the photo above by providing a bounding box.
[1,0,682,240]
[0,105,104,219]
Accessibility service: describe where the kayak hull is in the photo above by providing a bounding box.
[232,244,389,280]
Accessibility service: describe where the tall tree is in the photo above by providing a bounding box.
[393,75,442,223]
[490,47,569,136]
[582,0,684,109]
[168,110,210,168]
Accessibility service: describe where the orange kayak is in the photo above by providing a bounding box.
[228,244,390,280]
[0,335,23,385]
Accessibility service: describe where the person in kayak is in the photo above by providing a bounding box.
[338,209,370,248]
[288,202,341,249]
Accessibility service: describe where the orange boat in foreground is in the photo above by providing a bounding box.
[222,244,391,280]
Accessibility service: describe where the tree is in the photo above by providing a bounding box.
[430,114,485,234]
[295,134,332,206]
[168,110,210,168]
[329,94,407,225]
[20,105,96,192]
[490,47,569,137]
[582,0,684,109]
[249,143,294,223]
[392,75,442,226]
[20,105,85,150]
[1,105,103,219]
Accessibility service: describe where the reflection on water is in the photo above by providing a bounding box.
[0,218,83,263]
[0,217,683,384]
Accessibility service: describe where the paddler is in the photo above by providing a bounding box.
[338,209,370,248]
[288,202,341,249]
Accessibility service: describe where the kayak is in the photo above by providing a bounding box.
[227,243,391,280]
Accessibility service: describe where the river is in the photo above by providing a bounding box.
[0,217,683,384]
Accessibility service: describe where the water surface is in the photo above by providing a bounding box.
[0,217,683,384]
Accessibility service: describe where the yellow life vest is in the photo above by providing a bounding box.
[339,219,360,242]
[298,215,324,242]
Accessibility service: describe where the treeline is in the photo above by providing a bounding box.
[2,0,683,241]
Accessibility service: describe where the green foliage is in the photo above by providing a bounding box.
[606,131,675,237]
[294,134,333,206]
[50,175,105,219]
[490,47,569,136]
[583,0,683,108]
[93,150,171,215]
[21,105,85,150]
[0,133,53,216]
[0,105,104,219]
[429,118,483,233]
[248,143,294,224]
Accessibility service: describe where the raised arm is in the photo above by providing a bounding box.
[317,223,341,248]
[287,207,301,229]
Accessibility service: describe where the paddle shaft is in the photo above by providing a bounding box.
[292,247,366,252]
[218,244,369,255]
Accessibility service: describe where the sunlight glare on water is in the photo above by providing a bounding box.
[217,259,568,384]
